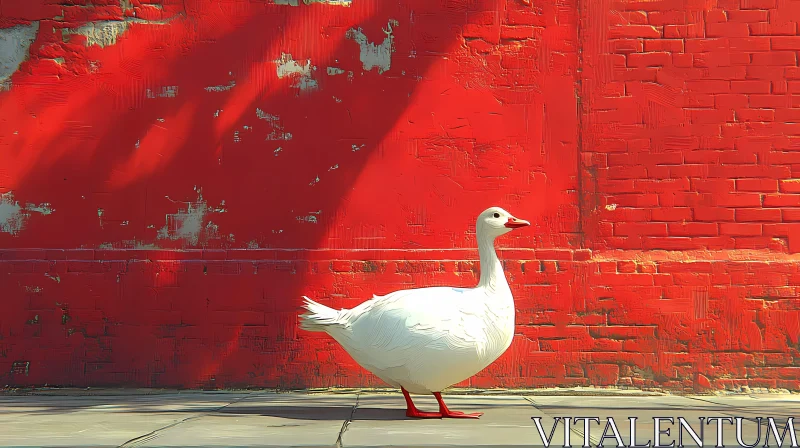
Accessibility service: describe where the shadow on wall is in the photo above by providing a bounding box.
[0,0,582,388]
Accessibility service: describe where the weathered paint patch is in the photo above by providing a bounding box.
[274,0,351,5]
[327,67,345,76]
[205,81,236,92]
[257,109,293,141]
[296,210,321,224]
[274,53,318,91]
[0,22,40,91]
[62,18,172,48]
[157,188,227,246]
[0,192,54,235]
[345,20,398,74]
[146,86,179,98]
[305,0,352,5]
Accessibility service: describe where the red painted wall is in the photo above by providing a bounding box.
[0,0,798,390]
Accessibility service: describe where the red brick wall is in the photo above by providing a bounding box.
[1,0,799,391]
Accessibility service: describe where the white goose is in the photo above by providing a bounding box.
[299,207,529,419]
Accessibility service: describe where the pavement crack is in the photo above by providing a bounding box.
[116,392,259,447]
[335,392,360,448]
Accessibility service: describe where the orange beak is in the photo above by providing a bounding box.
[504,217,530,228]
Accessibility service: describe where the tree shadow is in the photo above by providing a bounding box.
[2,0,570,388]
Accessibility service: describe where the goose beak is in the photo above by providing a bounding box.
[504,217,530,228]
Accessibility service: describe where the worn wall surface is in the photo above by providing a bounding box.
[0,0,798,390]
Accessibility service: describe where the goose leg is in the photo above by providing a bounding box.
[401,387,442,418]
[433,392,484,419]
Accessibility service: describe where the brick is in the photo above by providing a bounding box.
[500,26,536,40]
[627,52,671,67]
[780,179,800,193]
[750,22,796,36]
[731,80,771,94]
[692,179,735,193]
[664,24,703,38]
[612,39,643,53]
[685,80,730,93]
[736,208,782,222]
[651,207,693,221]
[764,194,800,207]
[668,223,718,237]
[647,10,687,25]
[715,94,749,109]
[705,9,727,23]
[772,36,800,50]
[752,51,798,66]
[695,207,736,221]
[783,209,800,221]
[741,0,776,8]
[685,38,729,53]
[736,108,775,122]
[615,223,668,237]
[713,193,763,207]
[736,179,778,192]
[707,22,750,37]
[720,223,763,236]
[729,37,771,51]
[506,10,545,26]
[643,39,683,52]
[609,25,661,39]
[727,9,769,22]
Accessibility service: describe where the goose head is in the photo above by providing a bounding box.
[476,207,530,240]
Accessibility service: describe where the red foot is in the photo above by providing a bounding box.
[434,392,483,419]
[400,388,484,419]
[402,387,442,419]
[405,408,443,419]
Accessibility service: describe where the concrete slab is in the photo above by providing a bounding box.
[1,390,799,448]
[134,393,356,448]
[0,392,252,447]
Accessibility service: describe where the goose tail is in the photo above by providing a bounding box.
[299,296,344,332]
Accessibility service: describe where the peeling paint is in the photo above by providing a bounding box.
[62,17,172,48]
[274,53,318,91]
[97,208,105,229]
[305,0,352,5]
[0,192,54,235]
[257,109,293,141]
[274,147,283,156]
[205,80,236,92]
[214,110,222,118]
[333,96,342,103]
[328,164,339,171]
[346,20,398,74]
[0,22,40,91]
[157,188,227,246]
[146,86,178,98]
[327,67,345,76]
[296,210,322,224]
[275,0,351,5]
[352,144,365,152]
[309,176,320,186]
[45,273,61,283]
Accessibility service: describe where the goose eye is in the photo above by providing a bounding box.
[493,213,500,218]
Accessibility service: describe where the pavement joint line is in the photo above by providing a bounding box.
[116,391,262,448]
[335,393,360,448]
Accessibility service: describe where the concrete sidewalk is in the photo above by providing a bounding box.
[1,388,798,447]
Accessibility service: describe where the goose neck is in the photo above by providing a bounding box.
[477,233,507,292]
